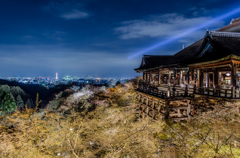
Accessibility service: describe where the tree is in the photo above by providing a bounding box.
[9,92,15,103]
[16,95,24,108]
[0,91,17,116]
[0,85,11,94]
[27,99,34,109]
[11,86,26,98]
[116,81,121,86]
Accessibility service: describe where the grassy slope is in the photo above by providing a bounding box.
[0,84,240,158]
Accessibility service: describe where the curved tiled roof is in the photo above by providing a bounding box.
[218,20,240,32]
[135,55,172,71]
[135,18,240,71]
[181,31,240,64]
[166,20,240,66]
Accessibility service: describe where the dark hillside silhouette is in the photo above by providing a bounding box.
[0,79,79,109]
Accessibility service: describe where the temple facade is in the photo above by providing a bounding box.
[135,18,240,99]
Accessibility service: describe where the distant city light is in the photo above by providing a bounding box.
[128,6,240,59]
[56,72,58,80]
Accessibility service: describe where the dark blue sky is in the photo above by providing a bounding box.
[1,0,240,78]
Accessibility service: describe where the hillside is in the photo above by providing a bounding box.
[0,79,81,108]
[0,82,240,157]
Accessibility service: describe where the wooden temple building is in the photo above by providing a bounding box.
[135,18,240,100]
[134,18,240,121]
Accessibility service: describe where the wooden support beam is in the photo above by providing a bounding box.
[171,106,189,110]
[187,101,191,118]
[196,69,199,87]
[158,69,161,85]
[149,71,152,83]
[177,109,181,117]
[173,70,176,85]
[231,65,237,87]
[206,72,209,88]
[168,71,171,85]
[196,69,202,87]
[191,69,195,84]
[172,117,189,121]
[179,70,183,84]
[200,70,203,87]
[186,71,189,84]
[213,68,218,88]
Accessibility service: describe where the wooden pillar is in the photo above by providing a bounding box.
[152,99,155,119]
[173,69,176,85]
[200,70,203,87]
[146,71,148,82]
[168,71,171,85]
[158,69,161,85]
[231,65,237,87]
[219,72,222,82]
[196,69,200,87]
[186,71,189,84]
[219,72,223,87]
[149,71,152,83]
[206,72,209,88]
[143,72,145,81]
[179,70,183,84]
[213,68,218,88]
[191,70,195,83]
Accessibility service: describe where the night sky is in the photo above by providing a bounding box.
[1,0,240,78]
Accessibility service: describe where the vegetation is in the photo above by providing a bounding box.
[0,82,239,157]
[0,91,17,116]
[16,95,24,109]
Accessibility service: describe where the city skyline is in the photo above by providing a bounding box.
[1,0,240,77]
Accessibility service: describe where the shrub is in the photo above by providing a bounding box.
[61,91,70,98]
[0,91,17,116]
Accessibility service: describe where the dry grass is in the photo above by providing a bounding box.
[0,84,240,157]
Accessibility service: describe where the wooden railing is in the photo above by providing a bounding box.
[138,83,240,99]
[138,84,169,98]
[193,86,240,99]
[137,84,191,99]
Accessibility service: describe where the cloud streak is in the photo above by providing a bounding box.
[44,1,90,20]
[60,10,89,19]
[115,13,225,40]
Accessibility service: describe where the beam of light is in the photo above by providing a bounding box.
[128,6,240,59]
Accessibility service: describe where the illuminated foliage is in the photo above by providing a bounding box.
[16,95,24,108]
[0,84,240,157]
[0,91,17,116]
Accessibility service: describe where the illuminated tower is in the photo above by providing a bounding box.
[56,72,58,80]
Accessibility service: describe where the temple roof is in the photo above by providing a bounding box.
[135,18,240,72]
[166,39,204,66]
[218,19,240,32]
[135,55,172,71]
[190,31,240,64]
[167,21,240,66]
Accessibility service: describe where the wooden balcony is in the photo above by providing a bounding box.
[137,83,240,99]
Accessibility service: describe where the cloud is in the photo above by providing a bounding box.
[44,1,90,20]
[115,13,225,40]
[43,30,67,41]
[60,9,89,19]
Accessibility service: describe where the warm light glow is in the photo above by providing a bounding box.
[226,73,231,76]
